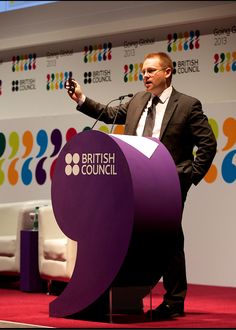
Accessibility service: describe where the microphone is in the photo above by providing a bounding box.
[90,94,133,130]
[118,93,134,100]
[109,93,133,134]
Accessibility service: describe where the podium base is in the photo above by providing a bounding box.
[109,286,152,323]
[64,285,152,323]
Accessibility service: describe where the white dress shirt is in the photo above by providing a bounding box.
[136,86,173,138]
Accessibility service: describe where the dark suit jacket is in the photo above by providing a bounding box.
[78,88,217,199]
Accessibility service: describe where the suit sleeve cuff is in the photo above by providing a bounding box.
[77,94,86,107]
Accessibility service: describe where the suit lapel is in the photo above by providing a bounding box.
[128,92,151,134]
[135,92,151,120]
[159,88,179,139]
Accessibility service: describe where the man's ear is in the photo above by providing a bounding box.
[165,67,172,78]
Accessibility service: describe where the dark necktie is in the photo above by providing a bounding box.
[142,96,159,137]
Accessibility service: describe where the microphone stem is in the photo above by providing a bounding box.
[90,94,133,131]
[110,98,123,134]
[90,98,116,130]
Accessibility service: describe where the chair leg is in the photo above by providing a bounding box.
[46,279,52,295]
[109,287,113,323]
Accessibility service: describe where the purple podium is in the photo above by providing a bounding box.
[50,130,182,318]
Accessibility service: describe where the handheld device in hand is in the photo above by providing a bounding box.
[64,78,75,94]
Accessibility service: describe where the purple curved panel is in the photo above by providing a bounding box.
[50,130,182,317]
[108,135,182,287]
[50,131,134,317]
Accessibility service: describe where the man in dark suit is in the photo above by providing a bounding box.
[66,52,217,320]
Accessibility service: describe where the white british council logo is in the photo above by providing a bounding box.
[65,153,80,176]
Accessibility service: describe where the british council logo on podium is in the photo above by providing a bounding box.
[65,153,80,175]
[65,152,117,176]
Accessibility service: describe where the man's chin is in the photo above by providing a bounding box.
[145,85,152,92]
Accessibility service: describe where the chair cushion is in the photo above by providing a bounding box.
[43,238,67,261]
[0,235,16,257]
[0,256,18,272]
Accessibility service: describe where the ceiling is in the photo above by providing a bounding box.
[1,1,235,37]
[0,1,235,53]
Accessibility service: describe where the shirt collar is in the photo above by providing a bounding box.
[152,85,172,104]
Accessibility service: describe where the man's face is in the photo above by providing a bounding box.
[142,57,171,95]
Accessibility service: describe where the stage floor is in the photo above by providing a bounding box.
[1,280,236,328]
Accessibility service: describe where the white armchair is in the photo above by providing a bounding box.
[0,199,51,275]
[37,205,77,288]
